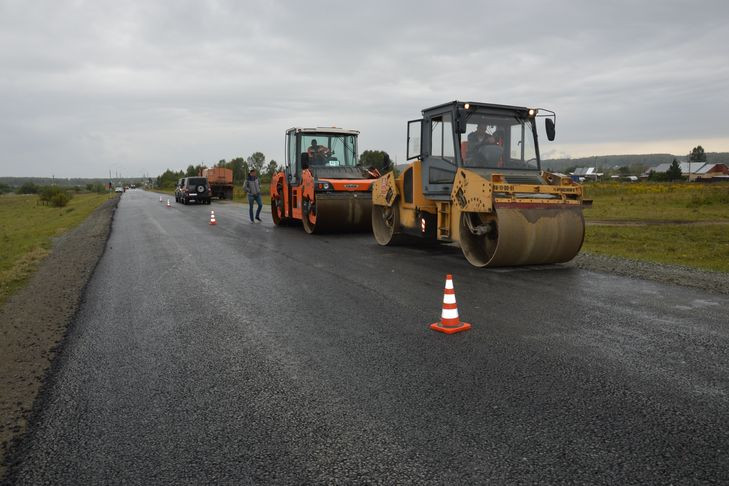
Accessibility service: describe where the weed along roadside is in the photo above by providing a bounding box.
[0,192,119,478]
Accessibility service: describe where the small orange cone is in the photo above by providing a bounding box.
[209,210,217,225]
[430,274,471,334]
[166,199,171,208]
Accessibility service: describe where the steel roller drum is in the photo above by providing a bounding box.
[304,192,372,233]
[459,204,585,267]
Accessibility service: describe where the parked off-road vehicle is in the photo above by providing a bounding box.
[176,177,211,205]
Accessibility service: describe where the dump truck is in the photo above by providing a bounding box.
[372,101,589,267]
[270,127,381,233]
[200,167,234,200]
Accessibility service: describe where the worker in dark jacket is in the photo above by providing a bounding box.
[245,169,263,223]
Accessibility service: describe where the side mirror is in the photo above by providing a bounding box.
[545,118,556,141]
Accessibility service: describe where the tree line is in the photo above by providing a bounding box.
[155,152,280,189]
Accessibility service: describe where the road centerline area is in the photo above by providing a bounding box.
[9,190,729,484]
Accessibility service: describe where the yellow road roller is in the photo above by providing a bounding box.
[372,101,590,267]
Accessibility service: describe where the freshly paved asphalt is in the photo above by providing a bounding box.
[8,189,729,484]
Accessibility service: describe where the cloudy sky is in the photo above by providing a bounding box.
[1,0,728,178]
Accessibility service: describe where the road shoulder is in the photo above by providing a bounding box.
[0,196,119,479]
[571,251,729,295]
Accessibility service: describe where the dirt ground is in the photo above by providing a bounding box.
[0,196,118,479]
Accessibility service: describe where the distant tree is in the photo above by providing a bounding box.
[156,169,183,189]
[85,183,106,194]
[247,152,266,175]
[263,160,280,181]
[359,150,393,172]
[689,145,707,163]
[226,157,248,184]
[38,186,73,207]
[185,165,198,177]
[217,159,227,168]
[617,166,631,175]
[16,181,38,194]
[0,183,10,194]
[648,170,668,182]
[666,159,683,181]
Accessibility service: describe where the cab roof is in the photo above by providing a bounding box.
[423,100,530,115]
[287,127,360,135]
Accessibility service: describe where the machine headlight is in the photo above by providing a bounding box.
[528,108,537,117]
[316,181,331,191]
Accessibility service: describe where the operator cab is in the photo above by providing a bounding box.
[406,101,556,196]
[284,127,360,184]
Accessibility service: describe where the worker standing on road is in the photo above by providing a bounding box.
[245,169,263,223]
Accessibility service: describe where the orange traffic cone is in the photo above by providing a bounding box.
[430,274,471,334]
[209,210,217,225]
[166,199,171,208]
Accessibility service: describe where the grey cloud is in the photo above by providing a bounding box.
[1,0,728,176]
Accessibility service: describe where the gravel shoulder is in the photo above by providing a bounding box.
[570,251,729,295]
[0,196,118,479]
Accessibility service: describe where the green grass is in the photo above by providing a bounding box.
[581,182,729,272]
[0,193,112,306]
[583,182,729,221]
[583,224,729,272]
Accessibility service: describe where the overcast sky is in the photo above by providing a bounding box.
[1,0,728,178]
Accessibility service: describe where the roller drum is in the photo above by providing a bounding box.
[459,204,585,267]
[304,192,372,233]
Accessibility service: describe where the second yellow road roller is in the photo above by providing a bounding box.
[372,101,590,267]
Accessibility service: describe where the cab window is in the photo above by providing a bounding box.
[430,113,455,163]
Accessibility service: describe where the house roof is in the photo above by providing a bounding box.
[648,162,706,174]
[695,163,729,174]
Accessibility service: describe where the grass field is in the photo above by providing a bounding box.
[0,193,112,306]
[583,182,729,221]
[582,182,729,272]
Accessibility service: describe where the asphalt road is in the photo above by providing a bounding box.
[9,189,729,484]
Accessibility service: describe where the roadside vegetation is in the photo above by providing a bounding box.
[584,182,729,221]
[0,192,112,306]
[582,182,729,272]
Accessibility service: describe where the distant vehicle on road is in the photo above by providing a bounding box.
[114,186,123,193]
[175,177,211,205]
[200,167,234,200]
